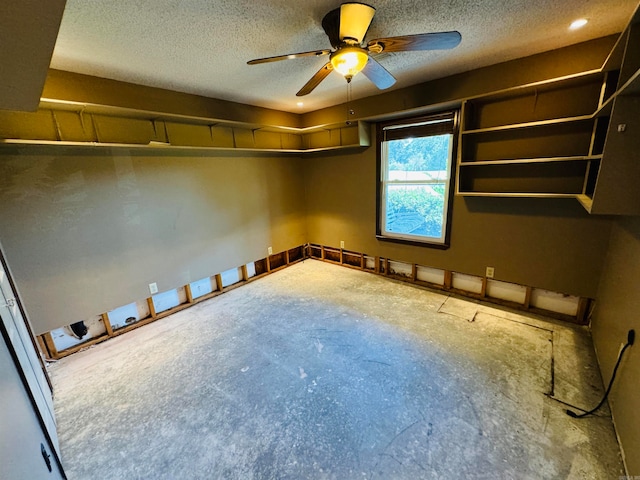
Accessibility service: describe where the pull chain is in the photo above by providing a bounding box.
[346,81,355,125]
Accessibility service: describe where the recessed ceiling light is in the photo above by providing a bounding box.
[296,102,304,107]
[569,18,588,30]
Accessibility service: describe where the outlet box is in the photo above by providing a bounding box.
[149,282,158,294]
[267,246,273,255]
[485,267,495,279]
[340,240,345,249]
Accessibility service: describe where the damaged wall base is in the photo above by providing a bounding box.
[38,244,591,360]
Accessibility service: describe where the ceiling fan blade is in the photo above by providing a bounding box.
[368,31,461,53]
[339,3,376,43]
[321,7,341,48]
[361,57,396,90]
[247,49,331,65]
[296,62,334,96]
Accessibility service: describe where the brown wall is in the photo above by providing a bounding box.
[302,36,616,127]
[304,140,612,298]
[591,217,640,475]
[0,148,306,333]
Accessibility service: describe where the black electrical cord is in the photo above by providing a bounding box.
[566,329,635,419]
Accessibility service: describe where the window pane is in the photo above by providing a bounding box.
[385,183,446,239]
[387,135,451,181]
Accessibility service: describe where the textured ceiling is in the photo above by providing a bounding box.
[51,0,637,113]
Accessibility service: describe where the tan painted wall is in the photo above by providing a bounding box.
[0,148,306,333]
[303,143,612,298]
[591,217,640,476]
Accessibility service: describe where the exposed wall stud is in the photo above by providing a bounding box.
[42,332,58,360]
[444,271,453,290]
[45,243,591,359]
[524,286,532,309]
[215,274,224,291]
[241,264,249,281]
[184,284,194,303]
[147,297,157,319]
[101,313,114,337]
[576,297,591,324]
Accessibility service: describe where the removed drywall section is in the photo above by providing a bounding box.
[0,149,307,334]
[388,260,412,278]
[486,280,528,304]
[308,243,591,324]
[189,277,216,300]
[220,268,241,288]
[107,301,151,330]
[303,145,612,299]
[152,287,187,314]
[39,248,306,359]
[452,273,483,294]
[50,315,105,352]
[591,216,640,476]
[530,289,579,317]
[246,262,257,278]
[416,265,446,285]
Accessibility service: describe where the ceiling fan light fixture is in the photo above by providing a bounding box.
[330,47,369,79]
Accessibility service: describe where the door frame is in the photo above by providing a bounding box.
[0,243,66,477]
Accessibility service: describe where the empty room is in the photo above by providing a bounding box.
[1,1,639,478]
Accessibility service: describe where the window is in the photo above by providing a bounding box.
[377,111,458,247]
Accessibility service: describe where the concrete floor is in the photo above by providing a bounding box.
[49,260,624,479]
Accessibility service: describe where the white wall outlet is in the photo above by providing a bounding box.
[267,246,273,255]
[340,240,345,249]
[149,282,159,294]
[485,267,495,279]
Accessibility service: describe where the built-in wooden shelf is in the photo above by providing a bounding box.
[461,114,594,136]
[456,4,640,215]
[460,155,596,166]
[0,102,371,155]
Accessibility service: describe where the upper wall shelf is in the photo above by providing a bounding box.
[0,105,371,155]
[461,114,595,135]
[456,5,640,215]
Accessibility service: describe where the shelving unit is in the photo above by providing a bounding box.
[0,101,371,155]
[457,73,603,198]
[457,4,640,214]
[582,8,640,215]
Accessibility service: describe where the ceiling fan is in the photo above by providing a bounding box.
[247,2,461,97]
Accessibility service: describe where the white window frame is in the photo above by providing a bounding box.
[377,111,458,248]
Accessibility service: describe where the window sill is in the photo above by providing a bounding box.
[375,234,450,250]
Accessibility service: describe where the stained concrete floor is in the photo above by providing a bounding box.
[49,260,624,479]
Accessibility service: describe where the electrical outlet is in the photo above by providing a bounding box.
[340,240,345,249]
[149,282,158,294]
[268,246,273,255]
[486,267,495,278]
